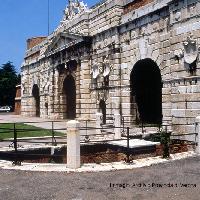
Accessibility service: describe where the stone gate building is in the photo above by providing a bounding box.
[21,0,200,137]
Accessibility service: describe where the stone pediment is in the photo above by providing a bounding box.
[45,32,87,56]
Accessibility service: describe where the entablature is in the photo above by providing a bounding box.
[45,31,92,57]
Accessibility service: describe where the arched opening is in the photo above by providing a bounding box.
[130,58,162,124]
[45,102,48,116]
[66,60,78,71]
[99,100,106,124]
[32,84,40,117]
[63,75,76,119]
[57,60,78,75]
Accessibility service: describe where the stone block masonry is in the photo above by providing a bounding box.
[21,0,200,135]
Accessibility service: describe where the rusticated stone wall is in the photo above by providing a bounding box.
[21,0,200,139]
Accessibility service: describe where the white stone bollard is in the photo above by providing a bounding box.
[96,113,103,135]
[67,120,80,169]
[195,116,200,154]
[114,113,121,139]
[51,147,55,155]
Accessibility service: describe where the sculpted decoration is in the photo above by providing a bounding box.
[173,34,199,72]
[103,56,111,77]
[91,62,100,79]
[63,0,88,21]
[183,35,198,64]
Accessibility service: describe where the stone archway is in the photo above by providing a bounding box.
[130,58,162,124]
[32,84,40,117]
[99,99,106,124]
[63,74,76,119]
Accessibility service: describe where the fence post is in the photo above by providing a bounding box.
[66,120,80,169]
[84,120,90,141]
[122,116,125,135]
[13,123,17,153]
[96,113,103,135]
[13,123,20,165]
[126,127,130,163]
[114,113,121,139]
[195,116,200,154]
[51,121,56,146]
[142,122,144,133]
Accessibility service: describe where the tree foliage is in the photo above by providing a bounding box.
[0,62,20,108]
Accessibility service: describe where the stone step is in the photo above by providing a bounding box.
[101,130,114,134]
[106,116,114,120]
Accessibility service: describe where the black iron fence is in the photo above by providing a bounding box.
[0,121,67,165]
[79,126,132,163]
[0,120,152,165]
[0,119,197,165]
[0,121,134,165]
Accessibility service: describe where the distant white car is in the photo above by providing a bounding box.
[0,106,11,112]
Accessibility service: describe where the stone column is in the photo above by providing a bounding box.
[112,97,121,139]
[67,120,80,169]
[54,69,60,119]
[96,112,103,135]
[79,59,91,119]
[195,116,200,154]
[49,68,59,119]
[111,97,120,114]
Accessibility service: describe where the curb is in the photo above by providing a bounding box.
[0,151,197,173]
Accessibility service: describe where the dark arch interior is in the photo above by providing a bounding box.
[99,100,106,124]
[130,58,162,124]
[57,60,78,75]
[32,84,40,117]
[67,60,78,71]
[63,75,76,119]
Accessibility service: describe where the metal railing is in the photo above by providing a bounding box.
[0,121,67,165]
[0,121,134,165]
[0,119,197,166]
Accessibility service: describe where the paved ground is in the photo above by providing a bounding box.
[0,156,199,200]
[0,113,155,148]
[0,113,159,155]
[0,113,155,136]
[0,113,103,136]
[0,113,68,130]
[0,113,100,148]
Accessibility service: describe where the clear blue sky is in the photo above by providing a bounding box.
[0,0,99,73]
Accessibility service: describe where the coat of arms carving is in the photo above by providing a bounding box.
[183,35,198,64]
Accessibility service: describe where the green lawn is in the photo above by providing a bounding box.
[0,123,64,140]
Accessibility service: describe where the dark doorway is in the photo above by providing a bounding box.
[32,84,40,117]
[63,75,76,119]
[99,100,106,124]
[130,58,162,124]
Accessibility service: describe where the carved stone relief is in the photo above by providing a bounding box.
[173,34,199,73]
[103,56,113,77]
[174,49,183,59]
[91,63,100,79]
[183,35,198,64]
[63,0,88,21]
[91,56,113,79]
[174,11,181,21]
